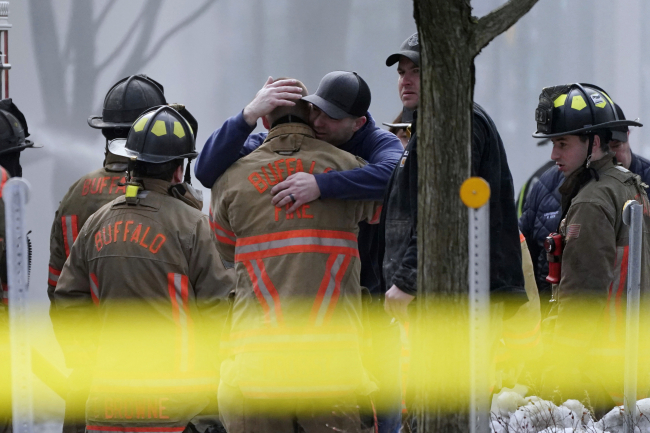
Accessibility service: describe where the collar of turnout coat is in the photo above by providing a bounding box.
[127,178,203,211]
[264,122,316,151]
[559,156,614,200]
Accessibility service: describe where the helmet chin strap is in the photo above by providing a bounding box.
[584,134,594,169]
[184,160,192,184]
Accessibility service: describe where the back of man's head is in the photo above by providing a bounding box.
[267,78,309,126]
[132,159,182,182]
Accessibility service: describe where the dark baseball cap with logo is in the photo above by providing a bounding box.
[302,71,371,120]
[386,32,420,67]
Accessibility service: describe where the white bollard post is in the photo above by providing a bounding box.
[4,178,33,433]
[461,177,491,433]
[622,199,642,433]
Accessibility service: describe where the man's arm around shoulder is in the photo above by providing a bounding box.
[315,127,403,201]
[194,111,266,188]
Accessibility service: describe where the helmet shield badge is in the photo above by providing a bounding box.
[532,83,642,139]
[108,105,198,164]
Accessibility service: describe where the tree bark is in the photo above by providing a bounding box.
[412,0,538,432]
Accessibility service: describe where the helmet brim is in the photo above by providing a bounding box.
[108,138,198,164]
[0,140,43,156]
[382,122,411,129]
[88,116,133,130]
[532,119,643,139]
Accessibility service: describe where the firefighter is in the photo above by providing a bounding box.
[211,79,380,433]
[47,74,168,433]
[53,105,233,433]
[0,99,39,433]
[532,83,650,413]
[520,103,649,317]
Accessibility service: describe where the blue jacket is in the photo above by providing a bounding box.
[518,152,650,294]
[194,110,403,200]
[194,110,403,294]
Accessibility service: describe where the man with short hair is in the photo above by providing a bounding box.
[211,79,379,433]
[53,106,233,433]
[380,32,525,323]
[378,35,526,424]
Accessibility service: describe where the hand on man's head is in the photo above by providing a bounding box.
[270,172,321,214]
[242,77,305,127]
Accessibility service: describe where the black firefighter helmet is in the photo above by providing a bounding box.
[108,105,197,164]
[533,83,642,139]
[88,74,167,129]
[0,98,41,156]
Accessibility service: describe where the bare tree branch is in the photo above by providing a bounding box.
[470,0,539,55]
[94,0,118,28]
[114,0,163,79]
[139,0,217,66]
[94,1,153,71]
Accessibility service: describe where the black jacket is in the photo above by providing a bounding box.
[378,104,526,301]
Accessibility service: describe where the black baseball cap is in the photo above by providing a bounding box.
[386,33,420,67]
[302,71,371,120]
[612,103,629,142]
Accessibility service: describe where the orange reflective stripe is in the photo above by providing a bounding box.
[243,260,271,323]
[310,253,351,326]
[168,273,194,372]
[243,260,283,326]
[519,231,526,243]
[369,205,382,225]
[62,215,79,258]
[0,168,7,199]
[615,246,629,334]
[48,266,61,287]
[89,273,100,305]
[235,229,359,262]
[237,229,357,246]
[209,210,236,245]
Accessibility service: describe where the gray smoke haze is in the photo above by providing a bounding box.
[7,0,645,422]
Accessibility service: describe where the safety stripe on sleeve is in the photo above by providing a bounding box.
[48,266,61,287]
[61,215,79,258]
[0,168,7,199]
[368,205,382,225]
[606,246,628,341]
[168,273,194,372]
[209,210,236,245]
[89,273,100,306]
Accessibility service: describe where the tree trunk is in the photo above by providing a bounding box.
[412,0,539,431]
[413,2,474,430]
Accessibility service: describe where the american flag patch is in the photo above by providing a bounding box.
[566,224,581,239]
